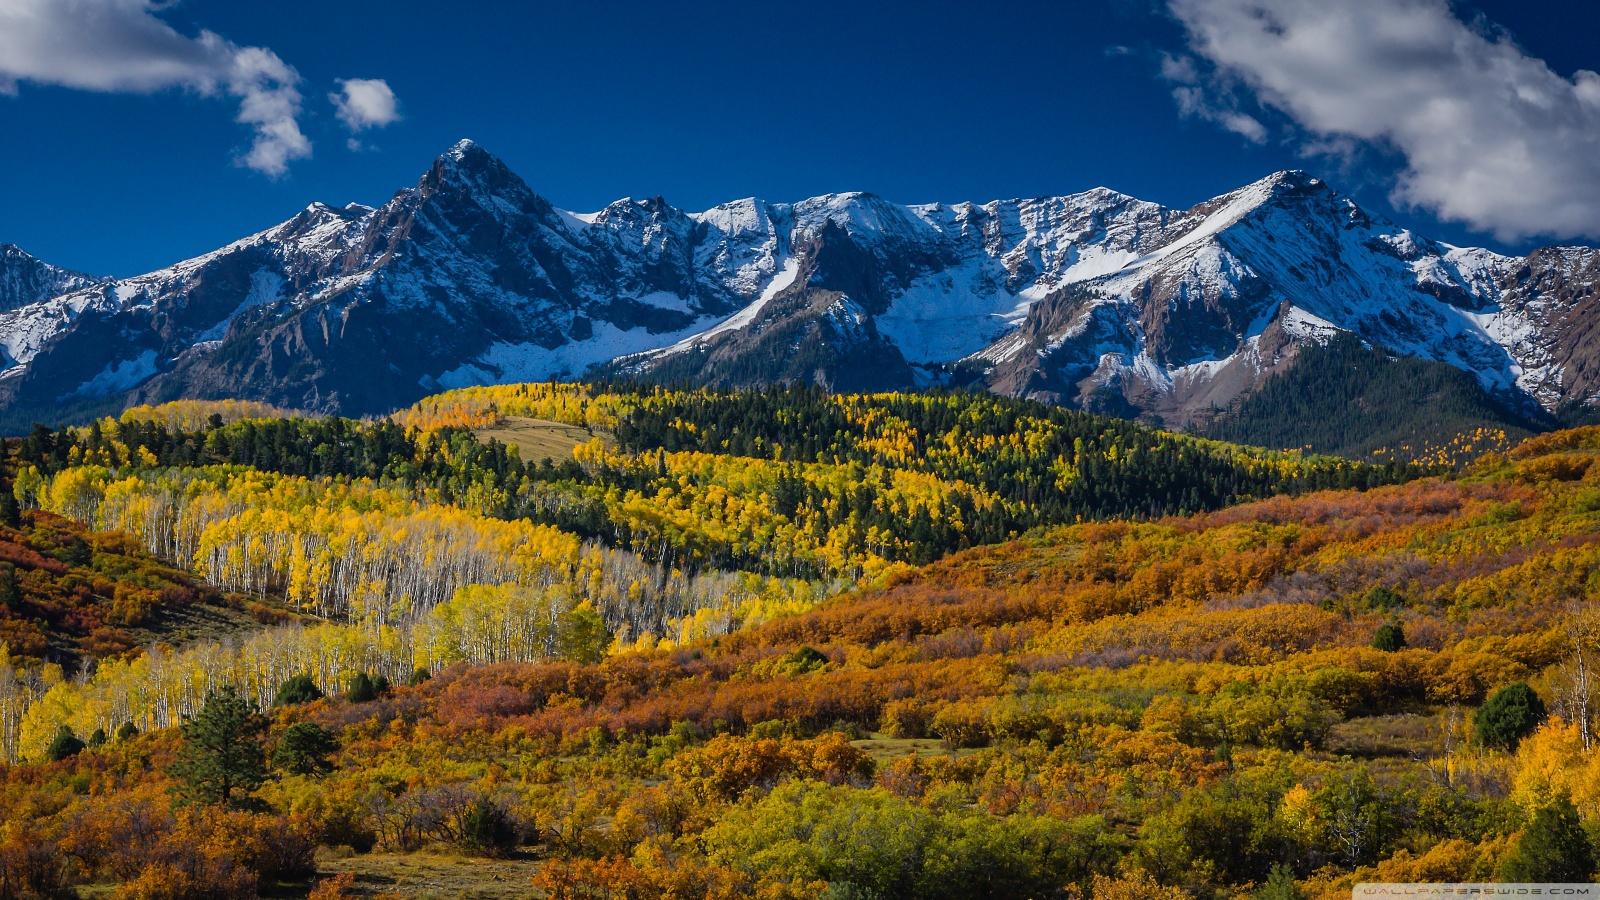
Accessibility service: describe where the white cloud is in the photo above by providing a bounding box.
[1160,52,1267,143]
[0,0,309,176]
[1165,0,1600,242]
[330,77,400,132]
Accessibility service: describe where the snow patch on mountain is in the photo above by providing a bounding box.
[876,260,1024,363]
[73,350,158,398]
[435,316,719,388]
[657,256,800,354]
[194,270,285,343]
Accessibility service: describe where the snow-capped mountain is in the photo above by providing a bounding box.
[968,170,1571,425]
[0,245,102,316]
[0,140,1595,430]
[624,168,1598,428]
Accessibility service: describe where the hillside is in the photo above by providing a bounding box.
[13,384,1399,591]
[0,507,273,669]
[0,390,1593,896]
[1204,333,1545,461]
[0,385,1393,754]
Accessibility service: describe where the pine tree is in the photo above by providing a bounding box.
[45,725,85,761]
[271,722,339,776]
[346,672,377,703]
[170,685,267,808]
[0,563,20,610]
[1372,623,1406,652]
[1499,796,1596,882]
[461,795,521,855]
[0,484,20,529]
[273,673,324,707]
[1254,864,1305,900]
[1475,682,1546,750]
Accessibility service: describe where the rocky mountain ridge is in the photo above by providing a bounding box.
[0,140,1594,432]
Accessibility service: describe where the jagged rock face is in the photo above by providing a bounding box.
[0,245,101,316]
[965,172,1571,427]
[626,224,918,392]
[0,142,766,421]
[1,141,1598,429]
[1494,247,1600,410]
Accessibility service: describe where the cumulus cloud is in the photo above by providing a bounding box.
[330,77,400,133]
[1164,0,1600,242]
[0,0,309,176]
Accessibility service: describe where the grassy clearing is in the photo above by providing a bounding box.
[134,596,296,646]
[851,733,973,761]
[312,850,545,899]
[1325,710,1448,759]
[472,416,603,462]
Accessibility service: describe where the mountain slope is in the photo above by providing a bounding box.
[965,171,1553,426]
[1,144,1598,437]
[1202,333,1545,459]
[0,142,763,424]
[0,243,102,323]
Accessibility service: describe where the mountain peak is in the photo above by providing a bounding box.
[1242,169,1332,202]
[445,137,482,159]
[1261,169,1320,187]
[432,138,507,179]
[1187,169,1336,226]
[0,242,103,313]
[1080,186,1137,202]
[419,137,536,206]
[6,156,1597,433]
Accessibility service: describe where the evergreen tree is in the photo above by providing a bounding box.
[346,672,377,703]
[0,562,20,610]
[45,725,84,761]
[1363,586,1405,611]
[0,484,20,529]
[1254,864,1305,900]
[1372,623,1406,652]
[115,721,139,742]
[271,722,339,776]
[1475,682,1546,750]
[1499,796,1596,882]
[170,685,268,808]
[272,673,324,707]
[461,795,520,855]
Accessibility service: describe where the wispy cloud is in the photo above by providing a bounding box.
[0,0,314,176]
[1160,52,1266,143]
[1163,0,1600,242]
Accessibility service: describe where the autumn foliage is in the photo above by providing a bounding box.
[0,388,1594,895]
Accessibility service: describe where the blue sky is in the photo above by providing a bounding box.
[1,0,1597,276]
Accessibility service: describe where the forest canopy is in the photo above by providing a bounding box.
[0,387,1590,898]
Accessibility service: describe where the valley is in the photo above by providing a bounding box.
[0,386,1589,896]
[7,1,1599,895]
